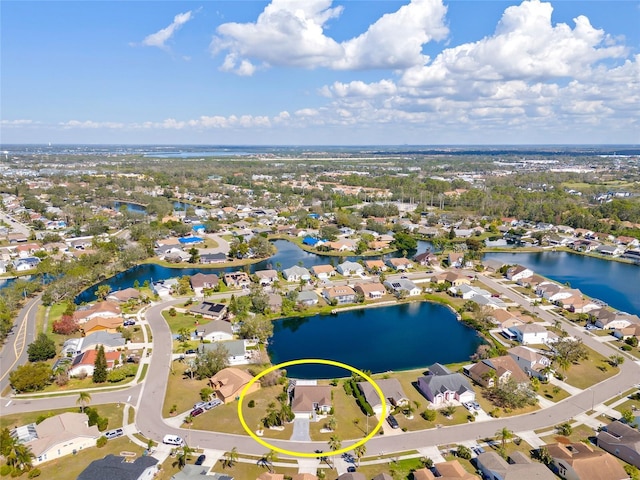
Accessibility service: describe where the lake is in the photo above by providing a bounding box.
[484,251,639,316]
[267,302,483,379]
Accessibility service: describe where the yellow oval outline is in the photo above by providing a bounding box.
[237,358,386,458]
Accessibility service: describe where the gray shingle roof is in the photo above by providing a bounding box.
[77,454,158,480]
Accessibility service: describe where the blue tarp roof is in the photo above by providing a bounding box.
[302,236,319,246]
[179,236,203,244]
[192,224,205,231]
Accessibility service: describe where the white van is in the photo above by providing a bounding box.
[162,434,184,446]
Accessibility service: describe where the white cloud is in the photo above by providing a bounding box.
[60,120,125,129]
[141,11,193,49]
[1,119,34,126]
[211,0,448,75]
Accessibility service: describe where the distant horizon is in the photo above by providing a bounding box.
[2,143,639,148]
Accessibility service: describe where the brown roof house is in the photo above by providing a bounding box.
[353,282,386,299]
[12,412,100,464]
[357,378,409,416]
[106,287,141,303]
[476,451,555,480]
[72,300,121,324]
[545,442,627,480]
[209,367,259,404]
[291,385,332,418]
[597,420,640,468]
[464,355,529,388]
[189,273,219,296]
[81,316,123,335]
[413,460,480,480]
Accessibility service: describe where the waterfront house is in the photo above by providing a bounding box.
[69,349,121,377]
[490,309,523,329]
[12,412,100,465]
[481,259,506,273]
[507,346,552,380]
[357,378,409,415]
[596,244,624,257]
[414,460,480,480]
[73,301,121,324]
[297,290,319,306]
[199,340,248,365]
[465,355,529,388]
[195,320,234,342]
[209,367,259,404]
[267,293,283,313]
[106,287,141,303]
[254,269,278,286]
[353,282,386,299]
[364,259,387,272]
[417,363,475,407]
[536,282,563,299]
[431,272,471,287]
[200,252,227,264]
[322,285,357,305]
[337,473,366,480]
[508,323,549,345]
[592,309,640,330]
[448,252,464,268]
[190,301,227,320]
[257,472,285,480]
[386,257,413,271]
[414,251,439,267]
[77,455,158,480]
[283,265,312,282]
[14,257,40,271]
[311,264,336,280]
[336,261,364,276]
[597,420,640,468]
[506,265,534,282]
[545,442,627,480]
[189,273,219,297]
[383,278,421,297]
[613,323,640,342]
[516,273,546,288]
[476,452,555,480]
[326,239,356,252]
[223,271,251,289]
[449,284,491,300]
[291,385,332,417]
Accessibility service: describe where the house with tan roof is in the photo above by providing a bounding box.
[106,287,141,303]
[291,385,332,417]
[545,441,627,480]
[81,316,123,335]
[386,257,413,271]
[224,271,251,289]
[508,346,552,381]
[464,355,529,388]
[291,474,318,480]
[490,309,523,329]
[431,272,471,287]
[311,264,336,280]
[364,259,387,272]
[12,412,100,464]
[209,367,259,404]
[506,265,534,282]
[413,460,480,480]
[597,420,640,468]
[189,273,219,296]
[476,451,555,480]
[322,285,357,305]
[72,301,121,324]
[254,269,278,286]
[257,473,284,480]
[357,378,409,415]
[353,282,386,299]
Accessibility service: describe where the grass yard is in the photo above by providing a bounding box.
[562,347,619,389]
[309,381,370,441]
[540,423,596,445]
[538,384,570,402]
[162,310,210,334]
[163,361,210,417]
[209,459,304,479]
[356,457,426,480]
[1,403,124,431]
[613,397,640,415]
[33,436,146,480]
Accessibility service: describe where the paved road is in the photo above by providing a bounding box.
[0,211,30,237]
[0,295,41,394]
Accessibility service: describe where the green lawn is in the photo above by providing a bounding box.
[207,459,303,480]
[163,361,209,417]
[1,403,124,431]
[538,384,570,402]
[562,347,619,389]
[162,310,210,334]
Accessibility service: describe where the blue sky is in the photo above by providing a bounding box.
[1,0,639,145]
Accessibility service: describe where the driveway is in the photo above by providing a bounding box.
[290,418,311,441]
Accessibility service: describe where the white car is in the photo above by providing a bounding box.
[104,428,124,440]
[162,434,184,446]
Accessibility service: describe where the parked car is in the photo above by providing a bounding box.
[472,446,485,455]
[104,428,124,440]
[471,401,481,410]
[195,454,206,466]
[386,415,399,429]
[190,407,204,417]
[123,320,135,326]
[347,466,357,473]
[463,402,474,411]
[185,349,197,355]
[193,401,207,410]
[162,435,184,446]
[204,399,222,410]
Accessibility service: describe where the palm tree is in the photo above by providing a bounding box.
[328,434,342,452]
[223,447,238,468]
[495,426,514,450]
[327,416,337,432]
[260,450,278,473]
[77,391,91,413]
[353,444,366,466]
[6,442,34,472]
[177,444,194,469]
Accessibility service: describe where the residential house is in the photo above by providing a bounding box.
[482,259,506,273]
[77,455,158,480]
[490,309,524,329]
[189,273,219,296]
[597,420,640,468]
[195,320,234,342]
[12,412,100,464]
[223,272,251,289]
[448,252,464,268]
[508,323,549,345]
[291,385,332,417]
[283,265,312,282]
[337,473,366,480]
[16,243,42,258]
[72,301,121,324]
[364,259,387,272]
[386,257,413,271]
[596,244,624,257]
[73,331,126,355]
[267,293,283,313]
[357,378,409,416]
[311,264,336,280]
[254,269,278,286]
[257,473,285,480]
[536,282,564,300]
[368,240,390,251]
[616,235,640,247]
[383,278,421,297]
[171,465,214,480]
[545,442,627,480]
[336,261,364,276]
[353,282,386,299]
[506,265,534,282]
[106,287,141,303]
[592,309,640,330]
[200,340,248,365]
[613,323,640,342]
[431,272,471,287]
[69,349,121,377]
[473,294,507,310]
[515,274,546,288]
[81,316,123,335]
[297,290,319,306]
[476,451,556,480]
[414,252,438,267]
[291,474,318,480]
[200,252,227,264]
[209,367,259,404]
[322,285,357,305]
[465,355,529,388]
[14,257,40,271]
[190,301,227,320]
[507,346,552,380]
[450,284,491,300]
[326,239,356,252]
[414,460,481,480]
[417,363,475,407]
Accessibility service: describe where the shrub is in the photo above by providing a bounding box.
[86,408,99,426]
[52,315,79,335]
[0,465,12,476]
[97,417,109,431]
[456,445,472,460]
[421,410,437,422]
[35,413,54,424]
[27,468,41,478]
[248,400,255,408]
[343,380,353,396]
[96,436,107,448]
